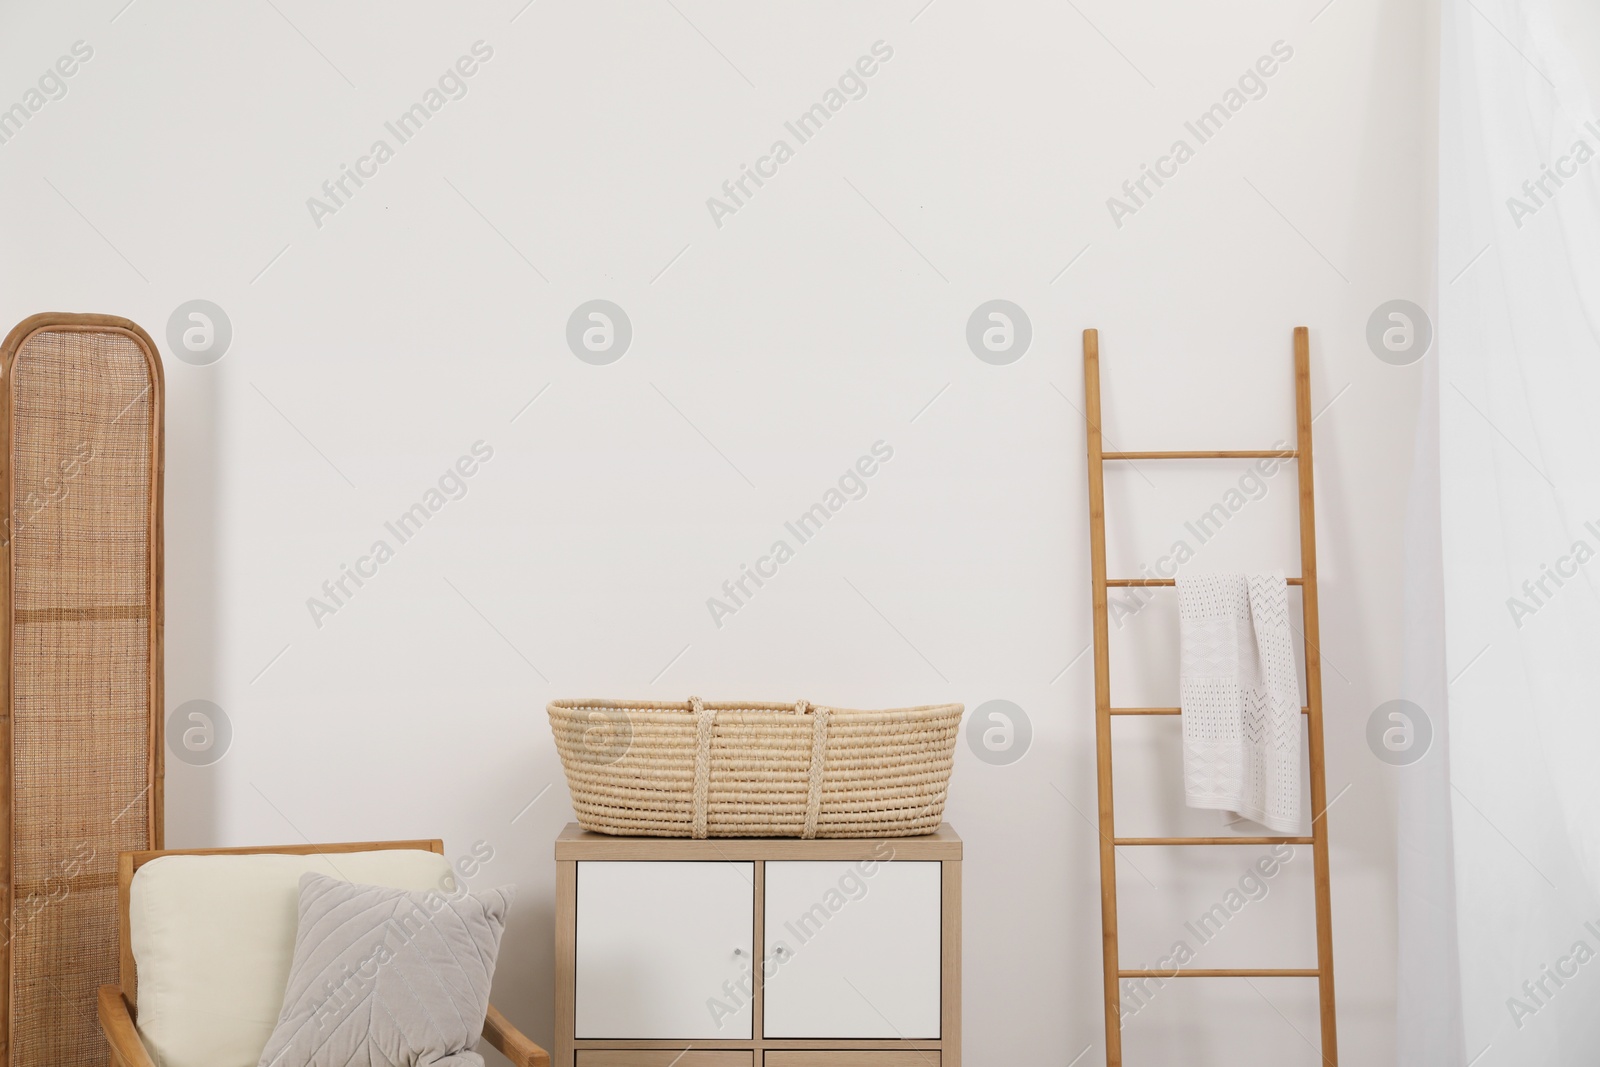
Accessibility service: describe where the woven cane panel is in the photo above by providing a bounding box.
[8,881,115,1067]
[8,328,156,1067]
[11,331,153,611]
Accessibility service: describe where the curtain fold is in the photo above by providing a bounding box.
[1411,0,1600,1061]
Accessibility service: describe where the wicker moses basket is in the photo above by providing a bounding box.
[549,697,962,838]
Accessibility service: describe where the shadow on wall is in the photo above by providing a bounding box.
[162,352,221,846]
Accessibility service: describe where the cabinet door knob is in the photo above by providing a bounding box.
[732,947,746,957]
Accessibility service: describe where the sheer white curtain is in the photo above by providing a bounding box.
[1407,0,1600,1062]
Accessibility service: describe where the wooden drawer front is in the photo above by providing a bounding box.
[763,861,942,1038]
[764,1054,938,1066]
[576,861,756,1039]
[577,1052,754,1066]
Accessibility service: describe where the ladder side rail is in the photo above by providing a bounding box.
[1294,326,1339,1063]
[1082,329,1124,1067]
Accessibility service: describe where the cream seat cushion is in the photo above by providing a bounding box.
[129,850,454,1067]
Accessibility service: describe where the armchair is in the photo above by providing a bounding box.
[97,839,548,1067]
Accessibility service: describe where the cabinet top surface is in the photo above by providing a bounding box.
[555,823,961,861]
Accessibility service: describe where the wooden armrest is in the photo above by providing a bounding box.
[98,986,158,1067]
[482,1002,550,1067]
[103,985,546,1067]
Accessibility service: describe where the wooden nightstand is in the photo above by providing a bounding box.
[553,823,962,1067]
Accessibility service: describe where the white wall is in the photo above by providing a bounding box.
[0,1,1430,1062]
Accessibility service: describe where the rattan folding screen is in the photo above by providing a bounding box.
[0,314,164,1067]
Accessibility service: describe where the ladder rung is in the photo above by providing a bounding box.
[1102,450,1297,460]
[1119,968,1320,979]
[1114,836,1315,846]
[1109,706,1310,716]
[1107,577,1303,587]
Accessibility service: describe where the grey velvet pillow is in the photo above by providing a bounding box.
[257,871,513,1067]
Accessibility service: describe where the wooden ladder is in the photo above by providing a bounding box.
[1082,327,1337,1065]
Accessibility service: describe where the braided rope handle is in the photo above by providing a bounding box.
[800,701,830,839]
[688,697,828,840]
[690,696,716,839]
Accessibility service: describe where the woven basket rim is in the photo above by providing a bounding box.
[549,698,963,716]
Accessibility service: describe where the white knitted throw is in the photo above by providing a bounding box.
[1178,572,1303,834]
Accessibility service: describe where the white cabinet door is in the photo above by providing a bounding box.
[762,859,942,1038]
[575,861,755,1039]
